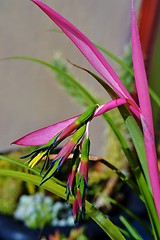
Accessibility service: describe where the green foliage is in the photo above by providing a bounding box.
[0,177,22,214]
[120,216,143,240]
[0,148,36,214]
[14,193,74,229]
[0,152,24,214]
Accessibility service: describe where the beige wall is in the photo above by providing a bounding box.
[0,0,141,155]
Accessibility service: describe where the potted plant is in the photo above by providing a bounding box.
[0,0,160,239]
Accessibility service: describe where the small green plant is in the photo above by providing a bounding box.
[14,193,74,229]
[0,152,24,214]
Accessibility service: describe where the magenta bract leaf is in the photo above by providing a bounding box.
[94,98,141,120]
[94,98,128,117]
[141,115,160,218]
[131,0,154,137]
[131,0,160,218]
[31,0,135,103]
[13,97,128,146]
[12,116,77,146]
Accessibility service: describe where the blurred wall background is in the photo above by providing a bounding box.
[0,0,141,155]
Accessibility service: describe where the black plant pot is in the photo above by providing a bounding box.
[0,214,108,240]
[0,214,40,240]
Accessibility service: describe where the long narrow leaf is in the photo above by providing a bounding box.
[87,204,126,240]
[0,169,125,240]
[126,116,160,238]
[148,87,160,107]
[104,196,152,237]
[0,154,65,186]
[131,0,160,220]
[99,158,141,198]
[120,216,143,240]
[131,1,154,136]
[0,154,38,175]
[125,117,150,190]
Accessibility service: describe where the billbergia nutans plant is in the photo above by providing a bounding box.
[1,0,160,239]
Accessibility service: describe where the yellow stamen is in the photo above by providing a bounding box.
[28,152,46,168]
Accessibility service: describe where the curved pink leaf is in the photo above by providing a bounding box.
[131,0,160,218]
[12,116,77,146]
[31,0,136,104]
[141,115,160,218]
[131,0,154,137]
[94,98,127,117]
[12,98,129,147]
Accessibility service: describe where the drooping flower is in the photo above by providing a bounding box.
[72,197,80,223]
[18,105,99,220]
[40,124,87,185]
[66,146,80,200]
[16,100,128,221]
[20,105,97,169]
[67,136,90,223]
[76,136,90,213]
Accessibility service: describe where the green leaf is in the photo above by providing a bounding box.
[0,154,65,187]
[125,116,150,190]
[0,169,125,240]
[120,216,143,240]
[102,195,152,237]
[0,154,39,175]
[87,202,125,240]
[125,116,160,239]
[149,87,160,107]
[98,158,141,198]
[0,169,67,199]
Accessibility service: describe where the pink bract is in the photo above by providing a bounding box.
[12,116,77,146]
[131,0,160,218]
